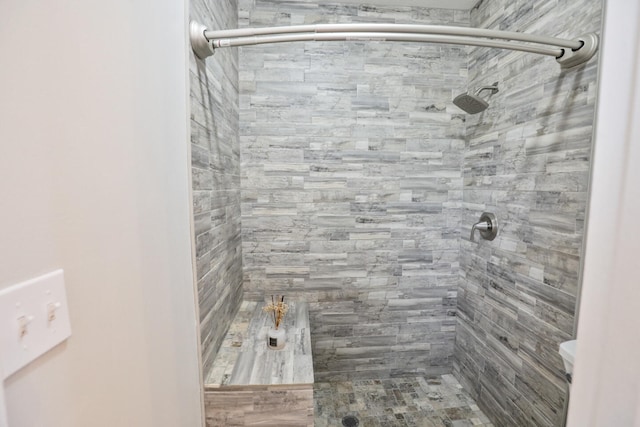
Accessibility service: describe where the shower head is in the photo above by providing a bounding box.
[453,93,489,114]
[453,82,499,114]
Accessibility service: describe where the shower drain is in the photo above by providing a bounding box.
[341,415,359,427]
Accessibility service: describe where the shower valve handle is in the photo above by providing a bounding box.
[470,221,490,240]
[470,212,498,242]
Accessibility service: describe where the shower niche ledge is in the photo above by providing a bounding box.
[203,300,314,427]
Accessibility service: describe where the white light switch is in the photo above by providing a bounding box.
[0,270,71,379]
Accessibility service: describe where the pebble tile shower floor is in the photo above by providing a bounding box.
[314,374,493,427]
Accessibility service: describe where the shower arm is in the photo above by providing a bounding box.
[474,83,499,96]
[190,21,598,69]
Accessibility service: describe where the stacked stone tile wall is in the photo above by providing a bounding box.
[454,1,602,426]
[238,0,469,381]
[190,0,243,377]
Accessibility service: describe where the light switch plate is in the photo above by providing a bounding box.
[0,270,71,379]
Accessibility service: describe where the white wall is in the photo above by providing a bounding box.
[567,1,640,426]
[0,1,203,426]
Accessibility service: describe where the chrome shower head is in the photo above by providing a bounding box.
[453,82,499,114]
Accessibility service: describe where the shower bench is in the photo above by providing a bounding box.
[203,301,314,427]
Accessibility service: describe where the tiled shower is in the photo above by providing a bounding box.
[190,0,602,425]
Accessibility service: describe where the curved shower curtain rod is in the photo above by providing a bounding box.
[190,21,598,69]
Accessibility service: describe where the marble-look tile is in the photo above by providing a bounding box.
[204,301,314,427]
[206,301,313,387]
[314,374,493,427]
[190,0,244,378]
[204,386,314,427]
[238,0,469,381]
[454,1,602,426]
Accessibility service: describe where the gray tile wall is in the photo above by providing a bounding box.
[238,0,469,381]
[204,386,314,427]
[454,1,602,426]
[190,0,244,377]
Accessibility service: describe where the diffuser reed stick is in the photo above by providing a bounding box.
[263,295,289,330]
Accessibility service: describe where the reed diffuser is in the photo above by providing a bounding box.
[263,295,289,349]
